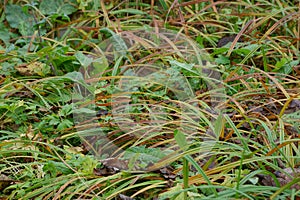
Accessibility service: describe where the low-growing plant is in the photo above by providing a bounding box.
[0,0,300,199]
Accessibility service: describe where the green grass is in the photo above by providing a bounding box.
[0,0,300,199]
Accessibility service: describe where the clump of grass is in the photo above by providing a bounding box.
[0,0,299,199]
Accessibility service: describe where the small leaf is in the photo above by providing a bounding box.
[214,113,224,138]
[64,71,84,81]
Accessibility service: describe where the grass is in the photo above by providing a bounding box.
[0,0,300,199]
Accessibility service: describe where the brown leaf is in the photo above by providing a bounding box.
[217,35,243,48]
[293,65,300,75]
[93,158,129,176]
[101,157,128,170]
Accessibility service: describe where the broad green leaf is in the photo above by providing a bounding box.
[5,4,34,36]
[43,161,73,176]
[40,0,76,16]
[75,52,93,68]
[5,5,28,29]
[91,57,109,74]
[100,28,130,58]
[63,71,95,93]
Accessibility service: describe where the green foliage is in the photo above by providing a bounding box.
[1,0,300,199]
[39,0,76,17]
[5,4,35,36]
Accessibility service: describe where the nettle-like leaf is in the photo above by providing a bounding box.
[5,4,35,36]
[39,0,76,16]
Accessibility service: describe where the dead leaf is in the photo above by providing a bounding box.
[217,34,243,48]
[93,157,128,176]
[15,62,49,76]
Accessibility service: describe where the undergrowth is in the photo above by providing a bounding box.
[0,0,300,199]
